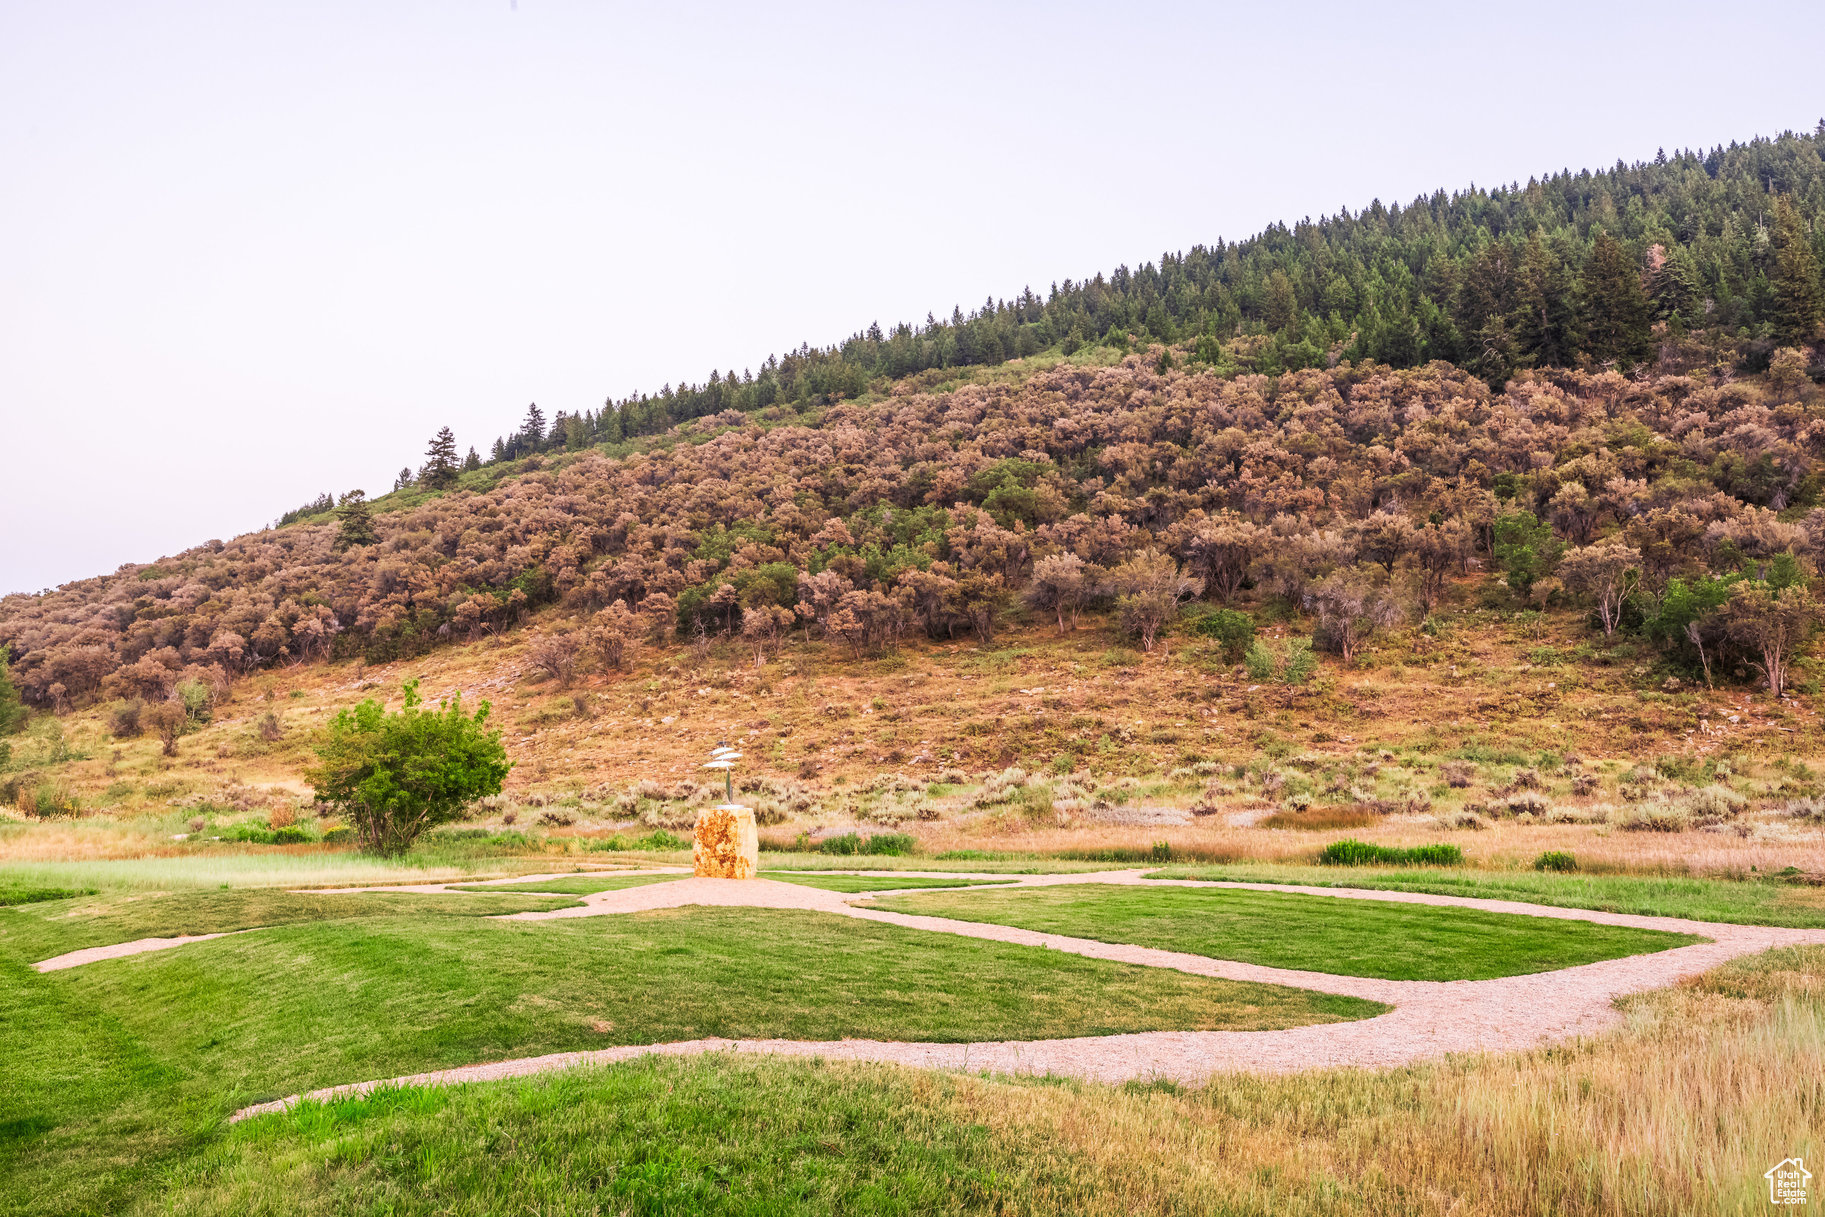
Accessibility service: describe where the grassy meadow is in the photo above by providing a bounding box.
[4,589,1825,1213]
[872,883,1700,980]
[0,888,1378,1215]
[1149,862,1825,928]
[120,945,1825,1217]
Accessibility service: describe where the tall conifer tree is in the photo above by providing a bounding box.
[1771,196,1824,343]
[423,426,459,489]
[333,490,378,551]
[1512,232,1580,367]
[1580,231,1652,366]
[520,403,546,452]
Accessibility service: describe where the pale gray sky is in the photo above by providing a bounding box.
[4,1,1823,595]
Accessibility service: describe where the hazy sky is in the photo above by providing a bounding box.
[4,1,1823,596]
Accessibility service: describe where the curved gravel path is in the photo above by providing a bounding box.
[221,869,1825,1120]
[32,931,246,973]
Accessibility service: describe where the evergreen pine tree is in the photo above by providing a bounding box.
[1579,231,1652,366]
[520,403,546,451]
[334,490,378,551]
[1262,269,1299,331]
[1771,195,1824,343]
[462,446,482,472]
[423,426,459,490]
[1648,243,1704,327]
[393,467,414,492]
[599,398,623,444]
[1512,232,1580,367]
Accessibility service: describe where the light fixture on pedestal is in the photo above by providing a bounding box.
[694,741,758,878]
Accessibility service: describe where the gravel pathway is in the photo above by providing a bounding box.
[33,932,244,973]
[222,870,1825,1120]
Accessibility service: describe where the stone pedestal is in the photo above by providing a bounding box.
[693,804,759,879]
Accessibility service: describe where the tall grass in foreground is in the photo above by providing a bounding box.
[155,948,1823,1216]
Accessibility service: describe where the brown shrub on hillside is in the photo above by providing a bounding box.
[2,357,1820,708]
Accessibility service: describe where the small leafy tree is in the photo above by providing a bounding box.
[307,679,510,856]
[143,702,186,756]
[584,600,641,672]
[1305,568,1406,664]
[1493,510,1564,598]
[1557,540,1640,636]
[1723,582,1821,697]
[1411,519,1472,614]
[1648,575,1736,687]
[1109,550,1194,653]
[1024,552,1089,632]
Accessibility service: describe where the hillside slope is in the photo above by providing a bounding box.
[4,132,1825,879]
[5,346,1825,706]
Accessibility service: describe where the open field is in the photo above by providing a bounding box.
[1150,862,1825,927]
[0,849,590,894]
[63,945,1825,1217]
[0,888,1378,1214]
[871,883,1699,980]
[447,873,683,895]
[765,872,1021,893]
[6,535,1825,1213]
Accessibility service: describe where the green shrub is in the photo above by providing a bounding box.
[639,829,690,851]
[321,825,354,844]
[0,885,92,907]
[270,825,311,845]
[222,822,276,844]
[819,831,916,856]
[17,780,80,817]
[1317,838,1464,867]
[1243,637,1316,685]
[306,679,510,856]
[175,679,214,727]
[1535,850,1579,872]
[1193,608,1257,662]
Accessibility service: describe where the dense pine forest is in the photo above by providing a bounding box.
[463,126,1825,456]
[3,126,1824,724]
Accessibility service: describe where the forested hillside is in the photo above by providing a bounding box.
[458,126,1825,458]
[2,127,1824,721]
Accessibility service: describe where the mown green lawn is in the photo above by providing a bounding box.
[447,873,683,895]
[0,888,578,959]
[871,884,1702,980]
[1147,864,1825,928]
[449,873,1018,896]
[765,873,1020,893]
[0,893,1378,1215]
[147,1056,1124,1216]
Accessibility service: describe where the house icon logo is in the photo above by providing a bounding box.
[1766,1157,1811,1206]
